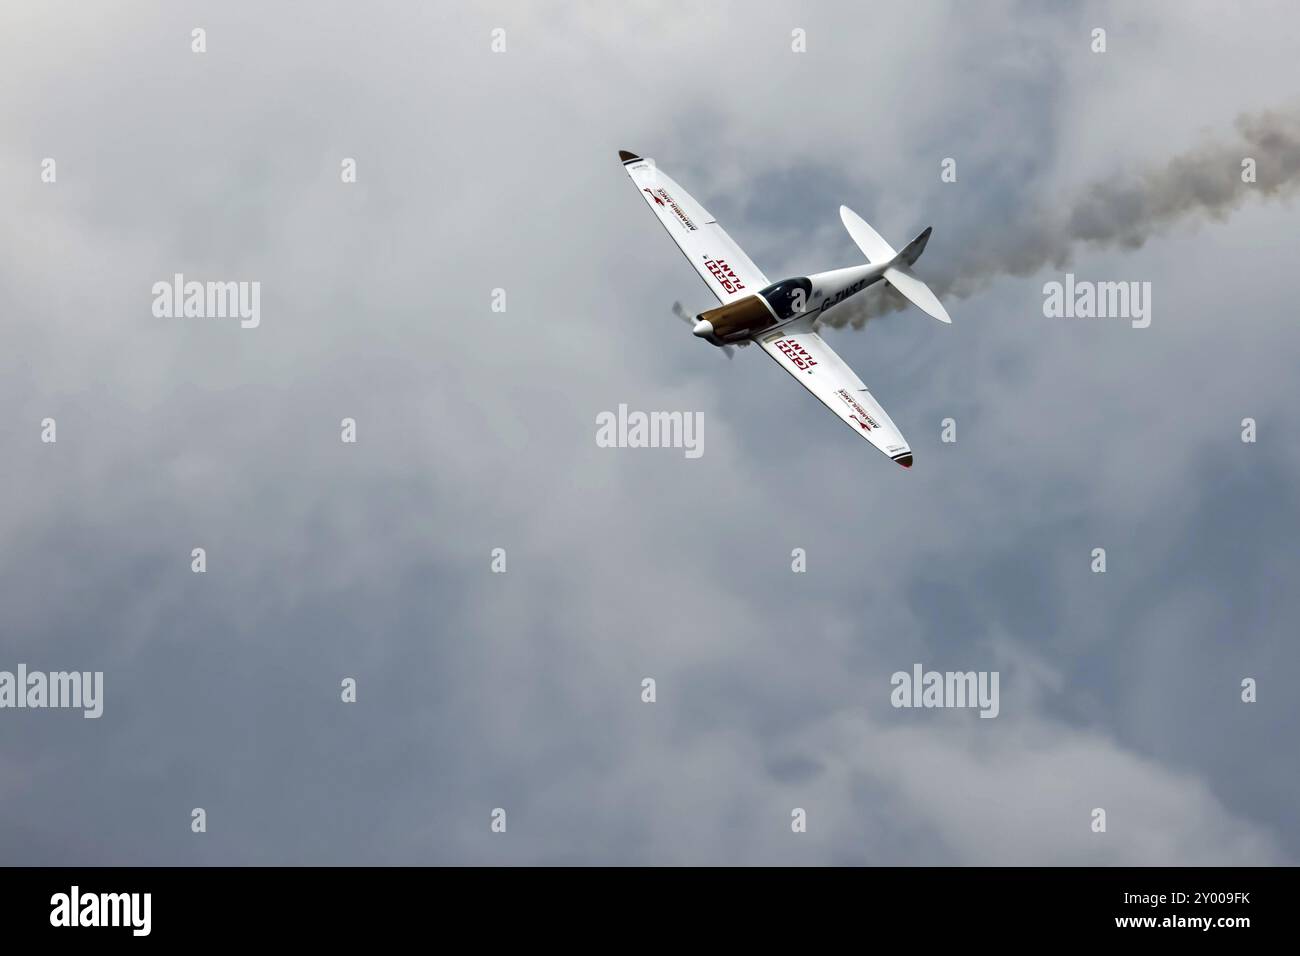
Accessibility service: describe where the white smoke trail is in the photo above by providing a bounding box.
[821,104,1300,329]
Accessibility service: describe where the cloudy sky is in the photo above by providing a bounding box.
[2,0,1297,865]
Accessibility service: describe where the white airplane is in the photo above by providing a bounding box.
[619,149,951,469]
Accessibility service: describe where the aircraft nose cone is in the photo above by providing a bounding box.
[894,453,913,469]
[692,319,714,339]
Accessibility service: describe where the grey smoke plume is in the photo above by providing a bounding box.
[820,105,1300,329]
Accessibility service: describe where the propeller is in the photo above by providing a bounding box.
[672,301,735,359]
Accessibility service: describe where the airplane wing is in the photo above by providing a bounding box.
[620,150,768,304]
[754,319,914,467]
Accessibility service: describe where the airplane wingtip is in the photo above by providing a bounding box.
[618,149,641,163]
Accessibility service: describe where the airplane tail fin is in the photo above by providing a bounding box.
[839,207,952,324]
[895,226,932,267]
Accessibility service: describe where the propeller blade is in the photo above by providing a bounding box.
[674,301,736,358]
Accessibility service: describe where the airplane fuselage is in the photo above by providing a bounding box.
[692,261,888,346]
[806,261,891,320]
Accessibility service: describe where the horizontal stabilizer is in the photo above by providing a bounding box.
[839,206,897,263]
[883,264,951,324]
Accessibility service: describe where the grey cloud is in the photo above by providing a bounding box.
[0,0,1296,866]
